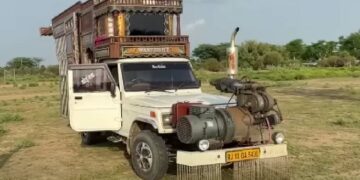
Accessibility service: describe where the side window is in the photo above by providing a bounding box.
[73,68,112,93]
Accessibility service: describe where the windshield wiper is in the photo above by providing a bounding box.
[145,88,173,94]
[175,81,198,92]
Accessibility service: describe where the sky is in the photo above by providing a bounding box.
[0,0,360,66]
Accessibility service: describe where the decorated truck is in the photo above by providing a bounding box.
[41,0,288,179]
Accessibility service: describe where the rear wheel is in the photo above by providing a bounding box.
[81,132,100,145]
[131,130,168,180]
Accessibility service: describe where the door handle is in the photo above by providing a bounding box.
[75,96,83,100]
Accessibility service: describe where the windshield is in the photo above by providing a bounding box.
[122,62,200,92]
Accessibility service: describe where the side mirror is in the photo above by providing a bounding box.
[110,83,116,97]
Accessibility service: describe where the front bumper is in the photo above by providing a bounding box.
[177,144,288,166]
[176,144,289,180]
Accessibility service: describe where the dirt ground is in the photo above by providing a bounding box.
[0,77,360,180]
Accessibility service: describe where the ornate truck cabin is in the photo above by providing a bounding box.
[92,0,189,61]
[40,0,189,116]
[41,0,188,63]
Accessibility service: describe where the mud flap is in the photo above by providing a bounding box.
[233,156,289,180]
[177,164,222,180]
[176,144,289,180]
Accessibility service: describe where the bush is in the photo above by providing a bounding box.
[319,53,356,67]
[203,58,224,72]
[262,51,284,67]
[294,74,306,80]
[332,119,346,126]
[28,82,39,87]
[19,84,27,89]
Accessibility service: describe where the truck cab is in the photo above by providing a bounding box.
[67,57,235,134]
[68,58,204,133]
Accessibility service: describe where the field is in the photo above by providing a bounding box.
[0,74,360,179]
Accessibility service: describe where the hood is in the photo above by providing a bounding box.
[127,93,233,108]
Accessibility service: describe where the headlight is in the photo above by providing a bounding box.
[272,132,285,144]
[162,114,172,127]
[198,140,210,151]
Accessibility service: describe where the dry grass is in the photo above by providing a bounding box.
[0,77,360,179]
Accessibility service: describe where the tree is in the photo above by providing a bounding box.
[262,51,284,67]
[238,41,263,69]
[33,57,43,68]
[6,57,38,69]
[319,52,356,67]
[192,43,231,62]
[302,41,337,62]
[214,43,230,61]
[193,44,221,61]
[203,58,224,72]
[339,31,360,59]
[238,41,286,70]
[285,39,305,60]
[46,65,59,75]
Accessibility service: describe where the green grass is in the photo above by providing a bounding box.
[0,74,57,86]
[1,101,8,106]
[19,84,27,89]
[1,71,360,179]
[0,126,6,136]
[0,113,23,124]
[15,139,35,149]
[196,67,360,82]
[0,139,36,169]
[0,111,24,137]
[28,82,39,87]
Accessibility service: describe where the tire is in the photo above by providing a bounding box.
[81,132,100,145]
[131,130,168,180]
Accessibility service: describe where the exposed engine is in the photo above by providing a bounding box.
[173,78,283,150]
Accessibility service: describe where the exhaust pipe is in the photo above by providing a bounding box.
[227,27,240,79]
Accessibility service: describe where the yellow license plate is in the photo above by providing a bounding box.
[226,148,261,162]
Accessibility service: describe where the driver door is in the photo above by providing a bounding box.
[68,64,122,132]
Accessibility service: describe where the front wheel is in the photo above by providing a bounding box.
[131,130,169,180]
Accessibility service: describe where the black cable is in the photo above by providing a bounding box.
[226,93,235,109]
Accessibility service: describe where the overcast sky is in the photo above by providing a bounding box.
[0,0,359,66]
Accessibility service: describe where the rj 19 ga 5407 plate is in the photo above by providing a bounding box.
[226,148,261,162]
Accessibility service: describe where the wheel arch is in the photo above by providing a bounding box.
[127,118,159,154]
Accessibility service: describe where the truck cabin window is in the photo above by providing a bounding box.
[108,64,119,86]
[122,62,200,92]
[73,68,113,93]
[129,14,165,36]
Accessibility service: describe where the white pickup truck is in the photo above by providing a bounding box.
[67,57,288,180]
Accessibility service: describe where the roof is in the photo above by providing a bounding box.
[103,57,190,64]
